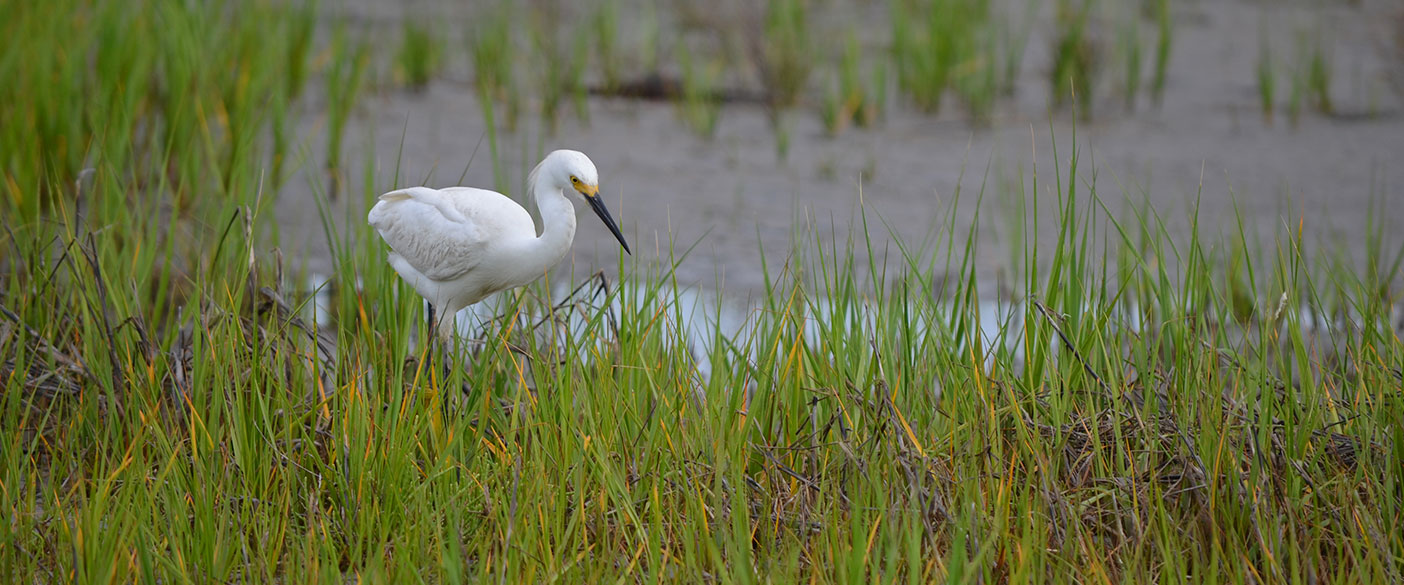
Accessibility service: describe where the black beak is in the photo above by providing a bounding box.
[585,193,631,255]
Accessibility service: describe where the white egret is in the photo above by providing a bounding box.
[367,149,630,342]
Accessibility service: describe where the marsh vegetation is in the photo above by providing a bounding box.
[2,0,1402,582]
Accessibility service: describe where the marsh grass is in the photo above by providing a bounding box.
[593,0,622,91]
[677,42,723,138]
[1149,0,1172,106]
[890,0,1026,124]
[1283,30,1339,126]
[1258,30,1276,125]
[1307,35,1335,115]
[470,6,521,133]
[3,1,1404,583]
[1392,11,1404,97]
[1051,0,1098,119]
[1289,49,1307,126]
[640,2,663,74]
[1121,14,1143,111]
[758,0,814,110]
[394,21,442,91]
[954,28,1001,125]
[325,26,371,198]
[528,6,592,133]
[0,0,309,217]
[468,5,521,190]
[271,0,318,188]
[999,0,1034,95]
[893,0,993,116]
[770,111,792,162]
[820,33,884,135]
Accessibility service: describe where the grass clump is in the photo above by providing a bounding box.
[0,0,324,215]
[1257,29,1276,125]
[1149,0,1172,106]
[394,21,442,91]
[470,6,521,132]
[1307,36,1334,115]
[593,0,622,91]
[677,42,723,138]
[1121,12,1143,111]
[758,0,814,110]
[820,33,885,135]
[468,5,520,189]
[325,25,371,197]
[1286,30,1335,125]
[528,6,591,133]
[270,0,318,188]
[892,0,995,119]
[953,24,1001,125]
[1050,0,1099,119]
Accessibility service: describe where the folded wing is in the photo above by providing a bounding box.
[368,187,491,281]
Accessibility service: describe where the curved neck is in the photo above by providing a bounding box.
[524,182,577,271]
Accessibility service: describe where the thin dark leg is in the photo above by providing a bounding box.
[426,303,454,381]
[425,303,438,358]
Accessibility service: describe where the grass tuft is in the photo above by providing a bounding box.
[1050,0,1099,119]
[1307,35,1334,115]
[758,0,815,110]
[1258,28,1276,125]
[325,25,371,197]
[677,41,723,138]
[594,0,622,91]
[470,6,521,133]
[395,21,442,91]
[892,0,993,116]
[1149,0,1172,106]
[1121,11,1142,111]
[820,32,884,135]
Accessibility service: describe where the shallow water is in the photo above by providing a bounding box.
[305,271,1403,389]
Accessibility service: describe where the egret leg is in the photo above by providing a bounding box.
[421,303,436,359]
[425,303,456,382]
[426,303,437,345]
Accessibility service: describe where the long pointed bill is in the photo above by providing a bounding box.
[586,193,631,255]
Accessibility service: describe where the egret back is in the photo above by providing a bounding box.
[367,186,533,283]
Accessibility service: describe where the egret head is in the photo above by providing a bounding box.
[538,149,631,255]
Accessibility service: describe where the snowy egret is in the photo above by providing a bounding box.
[368,149,630,341]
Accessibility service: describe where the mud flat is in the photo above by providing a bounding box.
[278,0,1404,294]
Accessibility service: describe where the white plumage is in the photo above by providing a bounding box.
[368,150,630,341]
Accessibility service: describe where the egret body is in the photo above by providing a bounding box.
[368,149,630,340]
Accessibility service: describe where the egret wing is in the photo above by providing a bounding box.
[368,187,494,281]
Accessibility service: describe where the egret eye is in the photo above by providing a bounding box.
[570,176,580,185]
